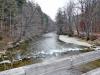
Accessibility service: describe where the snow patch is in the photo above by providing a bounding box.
[59,35,91,47]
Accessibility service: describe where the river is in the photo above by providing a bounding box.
[17,32,87,63]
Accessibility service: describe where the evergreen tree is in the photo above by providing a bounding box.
[15,0,26,9]
[0,0,18,24]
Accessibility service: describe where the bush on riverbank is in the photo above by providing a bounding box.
[94,39,100,46]
[0,58,33,71]
[0,39,31,71]
[80,48,94,53]
[0,36,3,41]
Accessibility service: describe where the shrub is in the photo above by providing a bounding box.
[0,36,3,41]
[90,35,97,41]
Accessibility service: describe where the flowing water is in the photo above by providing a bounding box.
[19,32,87,63]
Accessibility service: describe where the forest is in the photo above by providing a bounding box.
[0,0,55,45]
[56,0,100,40]
[0,0,100,72]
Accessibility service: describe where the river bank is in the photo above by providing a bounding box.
[59,35,92,47]
[0,32,99,72]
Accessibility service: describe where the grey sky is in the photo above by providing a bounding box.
[29,0,78,20]
[30,0,67,20]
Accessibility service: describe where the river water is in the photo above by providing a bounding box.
[20,32,87,63]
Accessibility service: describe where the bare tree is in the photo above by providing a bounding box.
[78,0,100,40]
[73,10,80,36]
[56,8,64,35]
[65,1,75,36]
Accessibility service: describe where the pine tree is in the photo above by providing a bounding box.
[0,0,18,25]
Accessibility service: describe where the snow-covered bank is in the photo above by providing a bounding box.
[59,35,92,47]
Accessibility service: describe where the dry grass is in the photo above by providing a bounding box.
[0,58,33,71]
[76,59,100,73]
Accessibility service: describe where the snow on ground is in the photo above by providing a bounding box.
[59,35,91,47]
[0,60,11,64]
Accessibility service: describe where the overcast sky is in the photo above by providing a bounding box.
[29,0,68,20]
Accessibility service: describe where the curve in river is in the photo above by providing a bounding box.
[19,32,87,62]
